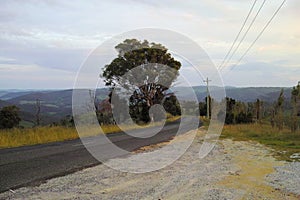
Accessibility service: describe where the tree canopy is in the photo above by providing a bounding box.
[101,39,182,123]
[0,105,21,129]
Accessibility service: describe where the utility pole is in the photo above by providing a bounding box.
[296,81,300,116]
[203,77,211,119]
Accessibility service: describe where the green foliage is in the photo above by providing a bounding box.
[129,101,151,124]
[225,113,235,124]
[163,95,181,116]
[97,112,115,125]
[255,99,261,121]
[198,96,212,117]
[59,115,74,127]
[235,112,253,124]
[273,89,285,130]
[0,105,21,129]
[199,102,206,116]
[277,89,285,107]
[290,83,300,132]
[222,97,252,124]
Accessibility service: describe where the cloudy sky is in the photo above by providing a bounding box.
[0,0,299,89]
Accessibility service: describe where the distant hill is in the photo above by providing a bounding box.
[0,89,110,125]
[173,86,292,102]
[0,87,294,125]
[0,89,47,100]
[0,99,11,108]
[225,87,291,102]
[0,91,39,100]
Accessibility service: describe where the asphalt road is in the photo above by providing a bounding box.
[0,119,200,193]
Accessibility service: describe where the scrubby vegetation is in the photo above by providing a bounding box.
[208,82,300,161]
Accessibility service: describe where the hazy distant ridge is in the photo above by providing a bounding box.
[0,87,293,124]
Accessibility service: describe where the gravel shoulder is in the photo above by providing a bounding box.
[1,129,299,200]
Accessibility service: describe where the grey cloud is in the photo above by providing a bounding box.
[0,39,89,71]
[0,10,18,22]
[231,61,284,72]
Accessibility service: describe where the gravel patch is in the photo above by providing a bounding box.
[267,162,300,196]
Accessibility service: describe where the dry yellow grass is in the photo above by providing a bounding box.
[0,126,78,148]
[0,116,181,149]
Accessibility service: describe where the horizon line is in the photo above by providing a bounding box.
[0,85,297,91]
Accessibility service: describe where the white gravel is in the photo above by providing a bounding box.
[1,129,299,200]
[267,162,300,196]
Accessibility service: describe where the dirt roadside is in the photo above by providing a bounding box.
[218,140,299,199]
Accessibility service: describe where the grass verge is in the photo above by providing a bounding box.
[221,123,300,161]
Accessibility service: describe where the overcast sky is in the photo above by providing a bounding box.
[0,0,299,89]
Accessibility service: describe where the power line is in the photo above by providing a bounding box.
[218,0,258,70]
[230,0,287,71]
[220,0,266,71]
